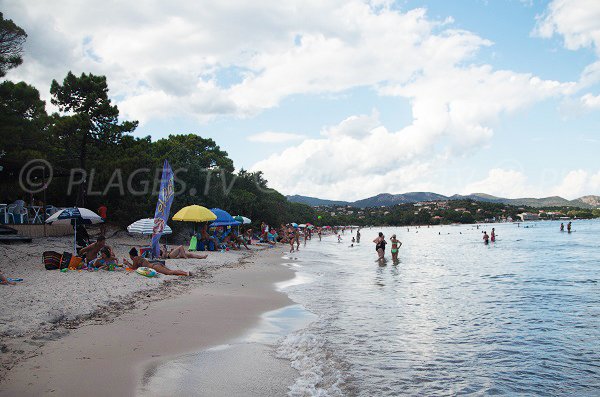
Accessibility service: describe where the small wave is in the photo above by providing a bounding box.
[277,331,347,397]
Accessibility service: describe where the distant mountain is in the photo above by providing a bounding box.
[286,195,350,207]
[352,192,448,208]
[574,195,600,207]
[287,192,599,209]
[451,193,594,208]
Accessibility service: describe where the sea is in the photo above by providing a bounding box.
[140,219,600,396]
[277,220,600,396]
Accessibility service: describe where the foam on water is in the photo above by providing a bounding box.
[277,331,346,397]
[278,220,600,396]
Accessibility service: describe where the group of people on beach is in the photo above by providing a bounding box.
[78,236,196,276]
[257,222,326,253]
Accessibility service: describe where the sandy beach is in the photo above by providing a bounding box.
[0,233,300,395]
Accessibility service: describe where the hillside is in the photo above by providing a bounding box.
[285,195,349,207]
[352,192,448,208]
[287,192,599,209]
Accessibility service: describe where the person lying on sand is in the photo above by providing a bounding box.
[159,245,208,259]
[79,236,110,263]
[123,248,191,276]
[1,271,16,285]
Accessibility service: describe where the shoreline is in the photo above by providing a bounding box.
[0,244,301,396]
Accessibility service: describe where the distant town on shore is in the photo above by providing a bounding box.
[288,192,600,226]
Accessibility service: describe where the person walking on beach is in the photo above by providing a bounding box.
[295,227,301,251]
[318,227,322,241]
[390,234,402,261]
[288,225,296,253]
[98,203,107,236]
[373,232,386,261]
[483,231,489,244]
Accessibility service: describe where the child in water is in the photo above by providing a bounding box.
[337,234,342,243]
[390,234,402,261]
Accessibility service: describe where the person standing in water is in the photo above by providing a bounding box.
[483,231,489,244]
[390,234,402,261]
[490,228,496,242]
[567,221,572,233]
[373,232,386,261]
[356,228,361,243]
[560,223,564,232]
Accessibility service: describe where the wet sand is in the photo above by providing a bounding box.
[0,247,298,396]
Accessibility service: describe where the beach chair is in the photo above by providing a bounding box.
[7,203,28,224]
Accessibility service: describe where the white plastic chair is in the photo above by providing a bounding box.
[7,202,29,224]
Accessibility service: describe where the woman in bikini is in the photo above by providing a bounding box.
[124,248,191,276]
[160,245,208,259]
[390,234,402,261]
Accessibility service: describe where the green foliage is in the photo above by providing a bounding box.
[0,12,27,77]
[0,71,317,229]
[50,72,138,169]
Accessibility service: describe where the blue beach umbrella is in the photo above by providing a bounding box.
[210,208,241,227]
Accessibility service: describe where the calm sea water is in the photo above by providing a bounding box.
[278,220,600,396]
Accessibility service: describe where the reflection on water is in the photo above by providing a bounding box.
[281,220,600,396]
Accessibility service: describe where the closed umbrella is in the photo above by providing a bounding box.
[46,207,103,253]
[127,218,173,235]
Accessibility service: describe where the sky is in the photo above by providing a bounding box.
[3,0,600,200]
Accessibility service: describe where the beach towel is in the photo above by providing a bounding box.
[188,235,197,251]
[43,251,62,270]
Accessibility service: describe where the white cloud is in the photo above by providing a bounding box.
[321,110,380,139]
[551,169,598,198]
[581,93,600,109]
[247,131,306,143]
[3,1,594,199]
[461,168,600,200]
[534,0,600,54]
[462,169,533,198]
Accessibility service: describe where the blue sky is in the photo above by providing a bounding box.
[5,0,600,200]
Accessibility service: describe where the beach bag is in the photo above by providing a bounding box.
[68,256,84,270]
[59,252,72,270]
[188,235,198,251]
[42,251,62,270]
